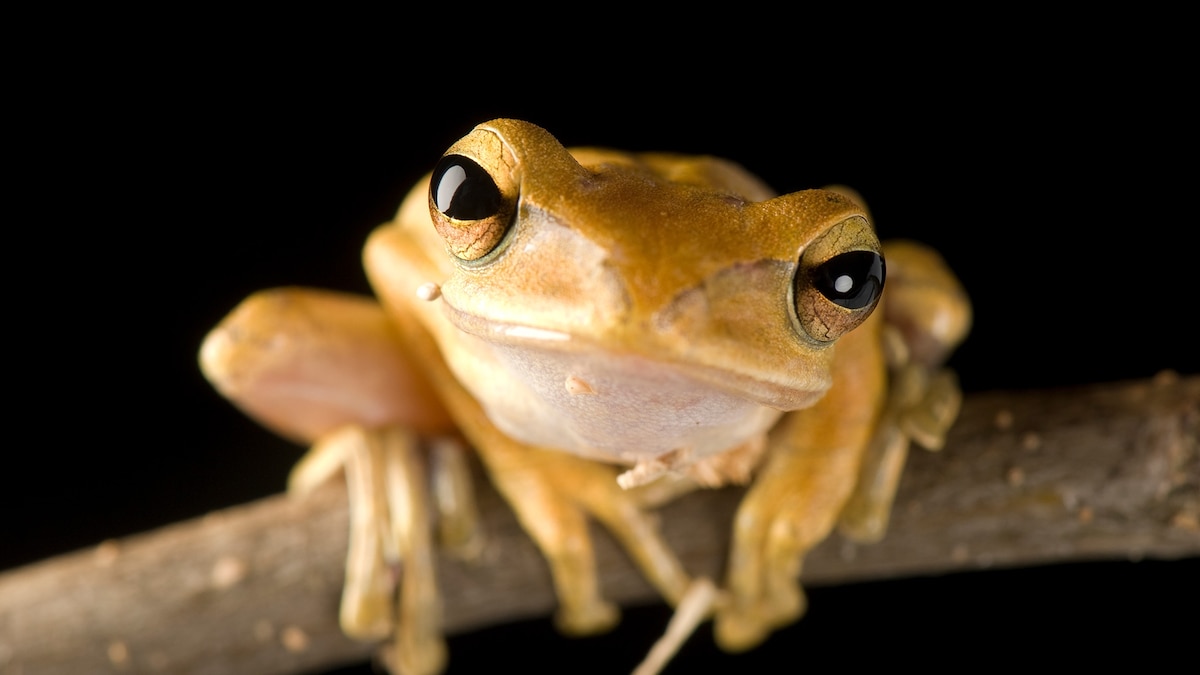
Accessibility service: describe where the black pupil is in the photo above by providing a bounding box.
[431,154,502,220]
[812,250,885,309]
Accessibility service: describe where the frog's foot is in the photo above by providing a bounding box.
[478,440,692,634]
[714,479,812,651]
[291,425,449,675]
[616,437,763,512]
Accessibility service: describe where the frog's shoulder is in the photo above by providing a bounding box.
[568,147,776,202]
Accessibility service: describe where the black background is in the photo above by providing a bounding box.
[7,27,1197,674]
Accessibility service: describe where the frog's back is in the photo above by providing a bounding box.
[568,147,776,202]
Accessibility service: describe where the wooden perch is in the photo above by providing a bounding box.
[2,374,1197,675]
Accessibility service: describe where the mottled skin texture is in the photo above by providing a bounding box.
[201,119,970,674]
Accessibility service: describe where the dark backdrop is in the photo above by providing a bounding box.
[8,38,1196,674]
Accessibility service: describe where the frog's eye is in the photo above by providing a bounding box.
[432,155,501,220]
[811,250,885,310]
[793,216,885,342]
[428,153,518,261]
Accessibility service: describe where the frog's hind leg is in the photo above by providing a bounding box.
[200,287,464,675]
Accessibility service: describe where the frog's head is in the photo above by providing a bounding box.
[421,119,884,472]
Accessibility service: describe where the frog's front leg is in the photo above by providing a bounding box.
[839,240,972,541]
[716,317,887,650]
[200,288,471,675]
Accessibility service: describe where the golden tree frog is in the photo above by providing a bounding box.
[201,119,971,674]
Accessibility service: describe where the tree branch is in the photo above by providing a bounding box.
[2,375,1197,675]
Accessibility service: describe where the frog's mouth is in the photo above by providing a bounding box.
[439,300,830,413]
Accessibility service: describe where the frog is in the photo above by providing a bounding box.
[200,119,971,674]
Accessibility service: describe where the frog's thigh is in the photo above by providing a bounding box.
[199,287,453,450]
[718,328,885,651]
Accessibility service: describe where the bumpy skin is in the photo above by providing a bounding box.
[200,119,970,674]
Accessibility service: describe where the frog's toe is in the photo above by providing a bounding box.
[554,599,620,635]
[715,579,806,651]
[385,624,448,675]
[762,579,806,627]
[710,598,777,653]
[901,368,962,451]
[714,605,771,652]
